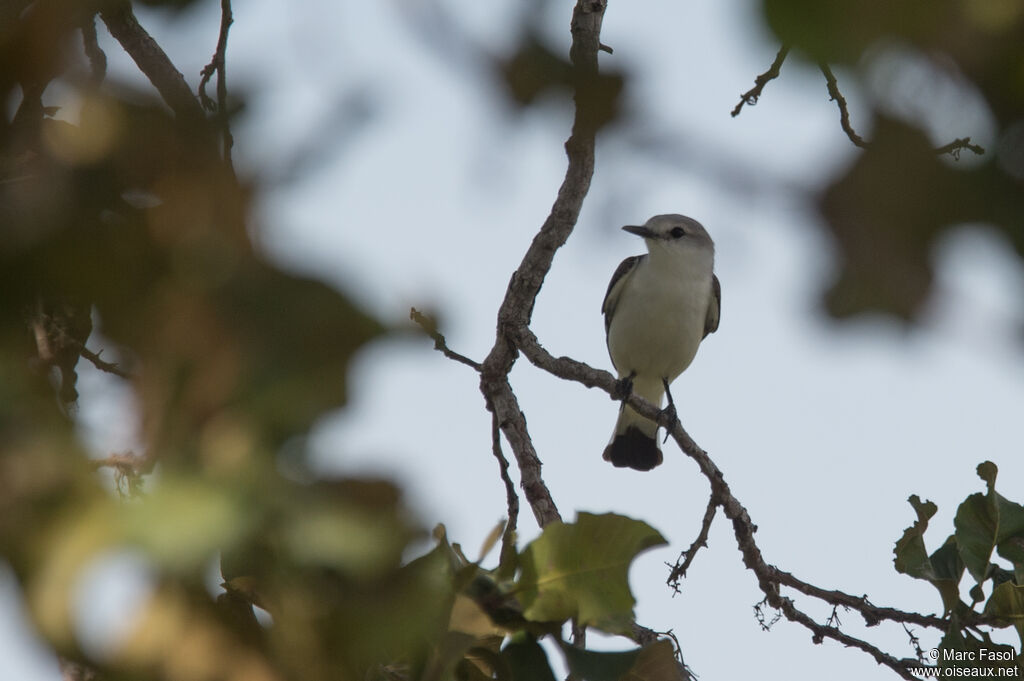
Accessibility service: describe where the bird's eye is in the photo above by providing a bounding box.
[670,227,686,239]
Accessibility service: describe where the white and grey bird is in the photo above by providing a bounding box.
[601,214,720,471]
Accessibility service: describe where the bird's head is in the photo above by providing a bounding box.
[622,214,714,259]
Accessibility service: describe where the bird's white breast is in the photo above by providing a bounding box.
[607,247,713,382]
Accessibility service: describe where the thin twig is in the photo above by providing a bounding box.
[410,308,482,370]
[768,568,951,629]
[820,64,983,160]
[491,409,519,569]
[79,346,131,379]
[903,623,926,664]
[199,0,235,166]
[666,493,718,592]
[774,595,920,680]
[820,63,869,149]
[934,137,984,158]
[731,46,789,117]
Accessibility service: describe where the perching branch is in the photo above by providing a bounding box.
[731,46,789,117]
[489,313,963,676]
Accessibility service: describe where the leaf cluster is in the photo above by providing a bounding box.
[437,512,683,681]
[0,7,680,681]
[894,462,1024,670]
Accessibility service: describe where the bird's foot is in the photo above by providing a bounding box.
[660,377,678,442]
[614,371,636,401]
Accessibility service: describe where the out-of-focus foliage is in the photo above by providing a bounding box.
[761,0,1024,321]
[0,3,682,680]
[894,462,1024,670]
[497,35,625,132]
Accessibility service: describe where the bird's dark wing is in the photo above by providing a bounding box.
[703,273,721,338]
[602,255,643,335]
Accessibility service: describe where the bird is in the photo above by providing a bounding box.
[601,214,720,471]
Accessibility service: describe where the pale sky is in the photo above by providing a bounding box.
[3,1,1023,680]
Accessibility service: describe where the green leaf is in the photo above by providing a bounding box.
[957,492,996,583]
[929,536,966,615]
[894,497,964,614]
[558,641,641,681]
[502,637,557,681]
[894,495,938,580]
[517,513,667,634]
[955,462,1024,583]
[984,582,1024,647]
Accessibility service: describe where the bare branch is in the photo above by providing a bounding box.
[666,493,717,592]
[820,64,869,149]
[410,308,481,370]
[732,46,790,117]
[100,3,207,123]
[771,595,921,680]
[478,0,608,530]
[491,409,519,567]
[768,568,950,630]
[820,64,984,159]
[486,380,562,527]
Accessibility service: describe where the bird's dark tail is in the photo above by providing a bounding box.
[602,426,662,471]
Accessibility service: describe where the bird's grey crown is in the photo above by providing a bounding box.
[644,214,712,244]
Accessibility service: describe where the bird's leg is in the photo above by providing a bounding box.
[660,377,678,442]
[614,370,636,402]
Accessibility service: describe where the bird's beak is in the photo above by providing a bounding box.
[622,225,656,239]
